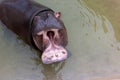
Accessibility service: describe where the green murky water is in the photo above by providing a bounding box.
[1,0,120,80]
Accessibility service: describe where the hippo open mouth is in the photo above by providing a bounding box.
[33,28,68,64]
[31,11,68,64]
[0,0,68,64]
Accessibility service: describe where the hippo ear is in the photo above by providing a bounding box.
[34,16,40,22]
[54,12,61,18]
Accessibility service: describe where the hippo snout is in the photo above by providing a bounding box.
[42,46,68,64]
[33,28,68,64]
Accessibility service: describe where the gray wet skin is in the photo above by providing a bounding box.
[0,0,68,64]
[32,12,68,64]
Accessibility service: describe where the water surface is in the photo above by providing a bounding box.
[1,0,120,80]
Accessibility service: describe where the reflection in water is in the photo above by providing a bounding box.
[34,57,65,80]
[42,62,65,80]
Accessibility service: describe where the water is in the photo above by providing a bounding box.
[0,0,120,80]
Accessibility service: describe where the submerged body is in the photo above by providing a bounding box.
[0,0,68,64]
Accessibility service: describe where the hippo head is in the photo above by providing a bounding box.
[32,11,68,64]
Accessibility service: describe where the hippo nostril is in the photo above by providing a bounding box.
[51,56,54,58]
[55,54,58,57]
[62,51,66,54]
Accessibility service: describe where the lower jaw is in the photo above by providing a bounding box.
[41,47,68,64]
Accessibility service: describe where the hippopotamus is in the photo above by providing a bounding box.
[0,0,68,64]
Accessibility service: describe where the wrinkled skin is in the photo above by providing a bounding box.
[32,12,68,64]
